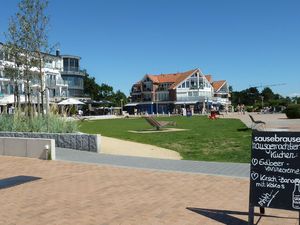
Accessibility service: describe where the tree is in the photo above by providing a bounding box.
[4,4,36,117]
[112,90,128,106]
[261,87,275,103]
[83,70,101,100]
[5,0,54,116]
[99,83,114,100]
[29,0,55,115]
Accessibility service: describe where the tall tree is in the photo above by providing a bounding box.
[261,87,276,103]
[112,90,128,106]
[4,4,35,116]
[29,0,54,115]
[83,70,101,100]
[5,0,54,116]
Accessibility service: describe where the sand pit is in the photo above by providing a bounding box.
[101,136,182,160]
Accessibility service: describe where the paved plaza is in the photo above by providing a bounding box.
[0,156,299,225]
[0,113,299,224]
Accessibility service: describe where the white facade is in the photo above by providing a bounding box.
[0,42,68,103]
[175,70,214,102]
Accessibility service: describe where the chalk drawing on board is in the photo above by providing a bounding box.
[292,179,300,209]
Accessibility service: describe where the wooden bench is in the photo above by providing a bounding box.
[249,115,266,130]
[143,116,176,130]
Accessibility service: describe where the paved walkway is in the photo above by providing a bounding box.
[224,112,300,131]
[57,148,250,178]
[0,156,298,225]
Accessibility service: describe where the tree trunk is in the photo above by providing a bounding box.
[39,56,44,115]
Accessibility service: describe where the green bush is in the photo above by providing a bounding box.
[0,112,78,133]
[285,104,300,119]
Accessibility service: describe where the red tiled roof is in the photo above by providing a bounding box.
[212,80,226,91]
[146,69,198,90]
[205,75,212,83]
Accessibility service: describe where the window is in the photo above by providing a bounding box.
[182,82,185,88]
[191,80,195,87]
[186,81,190,88]
[63,58,69,70]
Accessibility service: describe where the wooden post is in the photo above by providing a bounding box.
[259,207,265,214]
[248,205,254,225]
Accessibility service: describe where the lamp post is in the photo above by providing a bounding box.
[120,99,123,115]
[156,92,158,116]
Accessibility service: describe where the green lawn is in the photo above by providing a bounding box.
[79,116,252,163]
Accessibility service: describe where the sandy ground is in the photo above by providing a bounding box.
[101,136,182,160]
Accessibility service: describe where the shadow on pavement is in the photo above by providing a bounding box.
[237,127,252,132]
[186,207,298,225]
[0,175,41,189]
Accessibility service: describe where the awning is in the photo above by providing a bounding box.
[124,103,138,107]
[58,98,85,105]
[0,95,26,105]
[174,101,198,105]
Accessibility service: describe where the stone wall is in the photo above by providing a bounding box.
[0,132,101,153]
[0,137,55,160]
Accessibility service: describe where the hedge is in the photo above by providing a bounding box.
[285,104,300,119]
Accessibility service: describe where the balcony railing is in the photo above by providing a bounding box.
[62,68,85,76]
[46,78,68,88]
[142,88,152,92]
[177,96,206,102]
[212,97,231,104]
[63,66,79,72]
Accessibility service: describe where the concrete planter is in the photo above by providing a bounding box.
[0,132,101,153]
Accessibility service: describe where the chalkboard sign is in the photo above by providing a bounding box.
[249,130,300,212]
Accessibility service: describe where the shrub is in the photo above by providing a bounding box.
[285,104,300,119]
[0,112,78,133]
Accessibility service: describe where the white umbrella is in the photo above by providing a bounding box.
[0,95,26,105]
[58,98,85,105]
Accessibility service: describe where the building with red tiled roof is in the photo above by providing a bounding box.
[127,68,230,115]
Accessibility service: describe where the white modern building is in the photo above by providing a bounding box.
[0,42,85,106]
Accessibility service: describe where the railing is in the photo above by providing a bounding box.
[176,96,206,102]
[63,66,80,72]
[46,78,68,87]
[61,69,85,76]
[212,97,231,104]
[156,88,168,91]
[142,88,152,92]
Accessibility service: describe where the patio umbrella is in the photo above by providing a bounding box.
[57,98,85,105]
[0,95,26,105]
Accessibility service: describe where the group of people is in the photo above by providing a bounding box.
[236,104,246,114]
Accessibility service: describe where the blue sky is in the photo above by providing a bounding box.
[1,0,299,97]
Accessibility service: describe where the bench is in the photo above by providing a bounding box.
[249,115,266,130]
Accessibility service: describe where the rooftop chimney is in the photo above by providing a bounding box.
[56,49,60,57]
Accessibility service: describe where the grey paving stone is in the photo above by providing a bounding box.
[56,148,250,178]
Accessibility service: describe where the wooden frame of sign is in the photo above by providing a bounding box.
[248,130,300,225]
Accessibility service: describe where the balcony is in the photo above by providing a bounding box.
[177,96,206,102]
[46,78,68,88]
[61,67,85,76]
[142,88,152,92]
[156,88,168,91]
[213,97,231,105]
